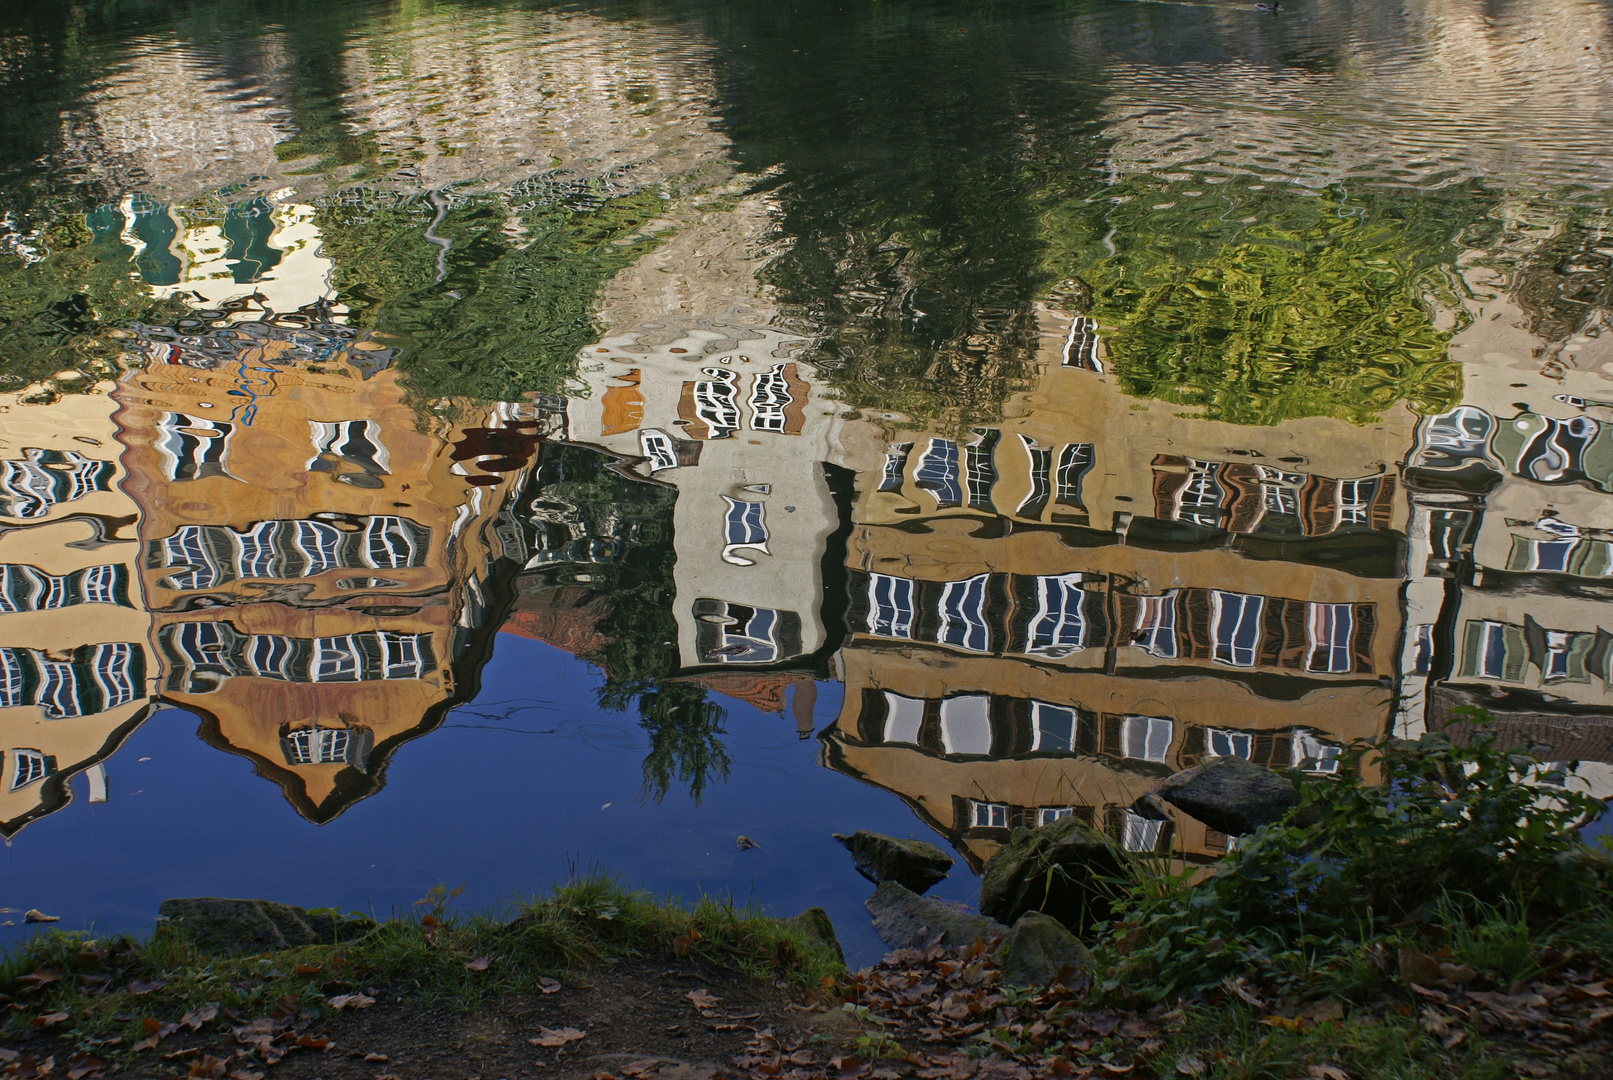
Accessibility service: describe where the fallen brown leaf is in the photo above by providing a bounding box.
[30,1013,68,1029]
[181,1006,218,1031]
[1305,1066,1350,1080]
[465,956,490,972]
[22,910,58,924]
[327,994,375,1011]
[15,971,61,992]
[529,1027,587,1048]
[127,978,165,995]
[363,1053,389,1063]
[687,989,720,1010]
[537,976,562,994]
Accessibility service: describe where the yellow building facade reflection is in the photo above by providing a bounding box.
[824,307,1412,868]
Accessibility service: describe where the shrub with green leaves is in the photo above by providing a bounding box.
[1104,714,1612,999]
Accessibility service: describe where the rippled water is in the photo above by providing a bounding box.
[2,0,1612,964]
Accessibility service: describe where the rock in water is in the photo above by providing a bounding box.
[995,911,1094,989]
[866,881,1008,950]
[781,906,846,968]
[1156,756,1299,836]
[978,816,1122,934]
[158,898,374,955]
[834,830,954,894]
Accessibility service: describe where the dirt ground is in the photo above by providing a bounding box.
[3,958,857,1080]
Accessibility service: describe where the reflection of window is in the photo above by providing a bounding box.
[699,601,785,663]
[308,420,390,477]
[8,748,48,789]
[938,573,991,653]
[1025,573,1087,657]
[1211,591,1264,667]
[1292,730,1341,774]
[1055,443,1093,509]
[364,516,420,569]
[1410,623,1434,675]
[156,413,233,481]
[914,439,962,507]
[235,521,281,579]
[1336,478,1376,528]
[1120,715,1172,763]
[0,649,27,707]
[1541,630,1593,682]
[1133,593,1178,658]
[81,564,120,605]
[1205,728,1252,759]
[379,632,427,680]
[91,642,138,709]
[1031,702,1077,752]
[37,658,82,718]
[284,728,353,766]
[748,366,792,432]
[1061,315,1101,370]
[867,574,915,639]
[247,634,295,680]
[1256,466,1302,517]
[1122,810,1165,852]
[720,497,769,566]
[312,636,361,682]
[294,521,344,576]
[965,432,998,509]
[1460,620,1526,682]
[878,444,912,492]
[1306,603,1354,673]
[640,429,679,473]
[162,526,222,590]
[939,695,992,755]
[1176,462,1224,527]
[693,370,741,438]
[882,691,924,745]
[1016,435,1052,519]
[970,800,1009,829]
[1427,509,1474,560]
[1036,806,1074,826]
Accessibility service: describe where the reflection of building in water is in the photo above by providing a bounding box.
[1400,284,1613,798]
[823,306,1412,867]
[112,303,545,821]
[538,192,853,680]
[0,386,158,840]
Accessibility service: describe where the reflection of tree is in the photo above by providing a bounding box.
[522,442,732,803]
[1037,177,1495,425]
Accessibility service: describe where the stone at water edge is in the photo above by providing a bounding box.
[781,906,846,968]
[158,898,374,955]
[977,815,1123,935]
[994,911,1094,989]
[1155,756,1299,836]
[866,880,1009,950]
[833,830,954,894]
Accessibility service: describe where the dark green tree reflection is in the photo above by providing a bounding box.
[523,442,732,805]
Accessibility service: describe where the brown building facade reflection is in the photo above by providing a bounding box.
[111,303,543,821]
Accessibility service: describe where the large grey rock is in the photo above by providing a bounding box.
[866,881,1008,950]
[834,831,954,894]
[978,816,1123,935]
[158,898,374,955]
[1156,756,1299,836]
[994,911,1094,989]
[781,906,846,968]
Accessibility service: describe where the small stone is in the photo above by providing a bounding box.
[866,881,1007,950]
[780,906,845,968]
[834,831,953,894]
[994,911,1094,989]
[1156,757,1299,836]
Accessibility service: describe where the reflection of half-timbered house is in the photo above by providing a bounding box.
[113,307,541,821]
[824,305,1407,866]
[0,388,158,839]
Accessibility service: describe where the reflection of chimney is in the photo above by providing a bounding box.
[791,678,817,740]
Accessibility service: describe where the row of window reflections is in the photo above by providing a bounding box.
[1155,457,1397,537]
[159,623,434,693]
[0,451,116,520]
[1459,619,1613,685]
[0,564,129,613]
[880,433,1094,518]
[849,571,1377,674]
[676,365,803,441]
[151,516,430,591]
[0,644,144,719]
[855,688,1342,772]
